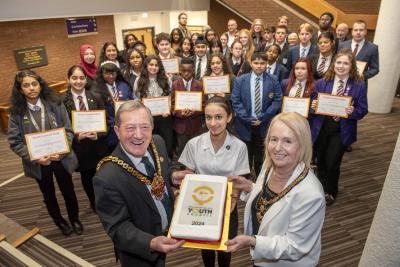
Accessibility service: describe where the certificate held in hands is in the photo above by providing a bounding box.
[25,128,70,160]
[282,97,310,118]
[161,58,179,74]
[142,96,170,116]
[169,174,232,250]
[316,93,352,118]
[203,75,230,94]
[174,91,203,111]
[72,110,107,133]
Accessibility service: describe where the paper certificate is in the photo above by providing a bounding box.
[114,100,128,114]
[203,75,230,94]
[161,58,179,74]
[25,128,70,160]
[282,97,310,118]
[356,60,367,75]
[175,91,203,111]
[315,93,352,118]
[142,96,170,116]
[72,110,107,133]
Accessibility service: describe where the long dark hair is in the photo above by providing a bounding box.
[205,53,233,78]
[170,28,183,45]
[93,62,126,104]
[285,58,315,97]
[176,37,193,57]
[324,48,362,81]
[99,42,120,64]
[123,33,138,49]
[122,48,145,81]
[10,70,59,115]
[136,55,169,98]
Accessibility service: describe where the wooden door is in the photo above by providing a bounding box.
[122,27,155,55]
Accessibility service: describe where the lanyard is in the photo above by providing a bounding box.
[28,106,45,132]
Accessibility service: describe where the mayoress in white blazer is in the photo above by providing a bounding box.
[227,112,325,267]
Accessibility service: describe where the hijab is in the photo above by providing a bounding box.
[79,44,97,79]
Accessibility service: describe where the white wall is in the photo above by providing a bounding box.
[168,11,208,30]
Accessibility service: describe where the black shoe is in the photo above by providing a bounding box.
[325,193,335,206]
[70,219,83,235]
[56,221,73,236]
[346,145,353,152]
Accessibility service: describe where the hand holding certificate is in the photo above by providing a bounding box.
[161,58,179,74]
[203,75,230,94]
[25,128,70,160]
[315,93,352,118]
[142,96,170,116]
[174,91,203,111]
[282,97,310,118]
[72,110,107,133]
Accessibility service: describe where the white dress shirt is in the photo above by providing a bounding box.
[288,80,307,97]
[332,76,349,95]
[351,38,365,56]
[71,90,89,110]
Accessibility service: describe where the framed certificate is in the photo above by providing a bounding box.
[315,93,352,118]
[174,91,203,111]
[142,96,170,116]
[114,100,128,115]
[161,58,179,74]
[25,128,70,160]
[356,60,367,75]
[169,174,232,251]
[72,110,107,133]
[203,75,230,94]
[281,97,310,118]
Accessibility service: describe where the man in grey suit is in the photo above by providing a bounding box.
[94,100,185,267]
[338,20,379,85]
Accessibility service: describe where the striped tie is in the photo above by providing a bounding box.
[301,48,306,58]
[295,82,303,97]
[353,43,359,56]
[334,80,345,121]
[317,56,327,76]
[77,96,86,111]
[254,77,261,115]
[195,58,202,80]
[111,86,119,101]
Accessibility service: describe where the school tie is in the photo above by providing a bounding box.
[301,48,306,58]
[295,82,303,97]
[317,56,327,76]
[195,58,202,80]
[33,105,41,112]
[254,77,261,115]
[185,81,189,91]
[77,96,86,111]
[334,80,345,122]
[111,86,119,101]
[141,156,172,221]
[267,66,272,74]
[353,43,359,56]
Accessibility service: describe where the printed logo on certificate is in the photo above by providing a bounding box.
[25,128,70,160]
[315,93,352,118]
[169,174,232,250]
[72,110,107,133]
[161,58,179,74]
[174,91,203,112]
[142,96,170,116]
[281,97,310,118]
[114,100,128,115]
[203,75,230,94]
[356,60,367,75]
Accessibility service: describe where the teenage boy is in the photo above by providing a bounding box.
[231,52,282,177]
[265,44,288,83]
[274,25,290,67]
[193,35,208,80]
[287,23,317,72]
[171,58,204,156]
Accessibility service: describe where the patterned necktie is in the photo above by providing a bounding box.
[317,56,327,76]
[254,77,261,115]
[111,86,119,101]
[267,66,271,74]
[141,156,155,178]
[333,80,345,122]
[77,96,86,111]
[295,82,303,97]
[353,43,359,56]
[301,48,306,58]
[195,58,202,80]
[33,105,41,112]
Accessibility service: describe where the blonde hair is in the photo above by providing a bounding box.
[299,23,314,34]
[250,18,265,34]
[263,112,313,170]
[237,29,255,63]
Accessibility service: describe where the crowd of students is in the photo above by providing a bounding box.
[8,10,378,266]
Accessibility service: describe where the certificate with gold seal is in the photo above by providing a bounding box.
[25,128,70,160]
[169,174,232,250]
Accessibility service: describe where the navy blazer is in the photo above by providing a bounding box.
[338,40,379,80]
[310,78,368,146]
[231,72,282,141]
[271,63,289,83]
[287,44,317,73]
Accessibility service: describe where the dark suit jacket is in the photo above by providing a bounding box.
[94,135,174,267]
[193,55,209,80]
[231,72,282,141]
[271,63,289,83]
[310,78,368,146]
[171,78,204,135]
[338,39,379,80]
[226,56,252,77]
[287,44,318,73]
[310,53,325,80]
[276,42,290,67]
[62,90,108,171]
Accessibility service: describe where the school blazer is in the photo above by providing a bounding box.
[242,163,325,267]
[271,63,288,83]
[310,78,368,146]
[286,44,317,73]
[8,100,77,180]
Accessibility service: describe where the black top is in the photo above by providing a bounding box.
[251,181,277,235]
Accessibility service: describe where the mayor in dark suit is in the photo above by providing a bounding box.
[94,100,184,267]
[231,52,282,177]
[310,49,368,206]
[338,20,379,86]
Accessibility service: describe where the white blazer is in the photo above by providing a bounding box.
[241,162,325,267]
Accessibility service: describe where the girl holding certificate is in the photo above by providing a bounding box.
[8,70,83,236]
[204,53,234,99]
[310,48,368,205]
[281,58,316,98]
[63,65,108,211]
[93,61,133,153]
[176,96,250,267]
[134,55,174,158]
